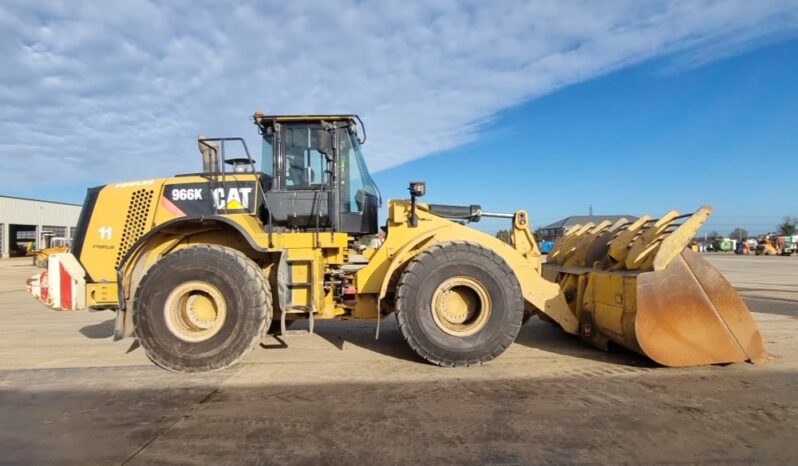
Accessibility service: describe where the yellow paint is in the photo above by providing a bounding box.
[86,282,118,306]
[76,163,729,367]
[225,199,245,210]
[431,276,492,337]
[543,206,719,354]
[352,200,579,331]
[80,167,585,335]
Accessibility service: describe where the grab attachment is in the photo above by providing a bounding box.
[543,206,766,367]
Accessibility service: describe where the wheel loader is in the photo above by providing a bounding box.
[26,113,766,372]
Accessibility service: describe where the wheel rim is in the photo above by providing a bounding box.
[163,281,227,343]
[431,276,491,336]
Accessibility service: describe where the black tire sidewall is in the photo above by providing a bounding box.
[134,246,267,372]
[397,242,523,364]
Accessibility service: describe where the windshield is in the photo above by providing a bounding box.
[339,129,380,213]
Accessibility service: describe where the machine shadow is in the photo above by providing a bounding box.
[79,318,116,339]
[515,318,656,368]
[259,316,653,368]
[260,318,422,363]
[81,315,652,367]
[74,313,654,367]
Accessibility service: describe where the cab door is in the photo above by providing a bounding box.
[265,124,332,229]
[337,129,379,235]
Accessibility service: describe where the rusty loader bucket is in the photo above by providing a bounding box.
[542,206,767,367]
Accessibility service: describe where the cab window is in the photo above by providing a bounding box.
[261,135,274,177]
[282,125,326,188]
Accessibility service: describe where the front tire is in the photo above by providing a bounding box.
[395,241,524,367]
[133,245,271,372]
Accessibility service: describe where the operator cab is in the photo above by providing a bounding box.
[254,114,381,236]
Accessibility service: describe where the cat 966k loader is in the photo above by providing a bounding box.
[27,113,766,372]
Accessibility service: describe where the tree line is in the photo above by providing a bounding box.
[707,216,797,241]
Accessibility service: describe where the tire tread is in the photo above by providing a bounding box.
[133,244,271,372]
[395,241,524,367]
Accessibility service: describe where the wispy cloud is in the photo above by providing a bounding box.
[1,0,797,190]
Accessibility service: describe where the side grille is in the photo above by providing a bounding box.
[115,189,154,269]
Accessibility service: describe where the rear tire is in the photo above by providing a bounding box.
[395,241,524,367]
[133,245,271,372]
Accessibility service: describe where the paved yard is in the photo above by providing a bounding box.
[1,254,796,464]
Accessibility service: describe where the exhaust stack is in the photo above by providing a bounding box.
[198,135,219,173]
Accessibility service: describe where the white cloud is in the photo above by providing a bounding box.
[1,0,797,190]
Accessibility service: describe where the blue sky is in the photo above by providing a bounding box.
[375,38,798,235]
[2,1,797,235]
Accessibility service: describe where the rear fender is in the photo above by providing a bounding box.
[113,216,273,339]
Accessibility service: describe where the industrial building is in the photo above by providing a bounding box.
[0,195,82,258]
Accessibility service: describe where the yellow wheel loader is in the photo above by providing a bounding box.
[26,114,766,372]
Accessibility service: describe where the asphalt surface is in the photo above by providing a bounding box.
[1,254,796,465]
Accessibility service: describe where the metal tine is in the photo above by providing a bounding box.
[588,220,612,235]
[571,218,632,268]
[607,217,630,235]
[625,208,714,271]
[548,222,595,263]
[597,218,633,250]
[651,205,713,270]
[625,210,682,270]
[562,220,614,267]
[550,226,592,264]
[572,223,596,236]
[547,223,586,260]
[551,207,705,270]
[607,215,652,266]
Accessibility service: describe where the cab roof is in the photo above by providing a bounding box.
[253,112,357,123]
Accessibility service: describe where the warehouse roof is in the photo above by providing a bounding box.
[542,214,637,230]
[0,195,81,207]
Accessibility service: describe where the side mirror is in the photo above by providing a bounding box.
[315,129,333,158]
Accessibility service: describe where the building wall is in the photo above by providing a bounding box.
[0,196,82,258]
